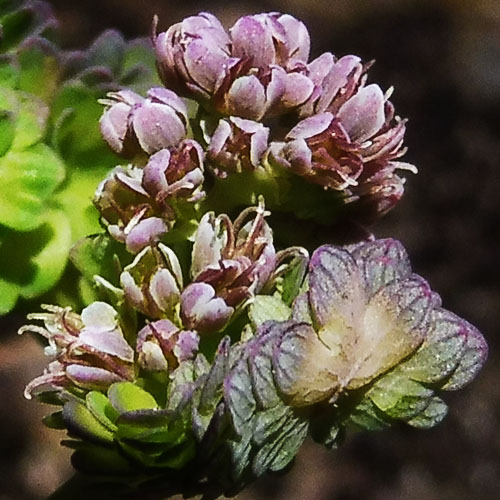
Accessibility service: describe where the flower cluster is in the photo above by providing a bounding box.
[21,10,487,498]
[97,11,415,240]
[156,13,414,213]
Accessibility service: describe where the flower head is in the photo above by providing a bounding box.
[155,13,231,99]
[206,117,269,177]
[94,140,205,252]
[20,302,134,398]
[191,200,276,301]
[137,319,199,371]
[94,164,168,253]
[143,140,205,204]
[269,84,415,218]
[120,243,183,319]
[155,12,314,121]
[100,87,189,156]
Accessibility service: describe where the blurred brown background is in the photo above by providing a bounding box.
[1,0,500,499]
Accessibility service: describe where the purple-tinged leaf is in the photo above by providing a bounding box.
[308,245,364,329]
[252,403,290,446]
[273,321,338,406]
[399,308,468,384]
[350,238,412,298]
[246,327,282,409]
[224,357,256,436]
[406,397,448,429]
[442,320,488,391]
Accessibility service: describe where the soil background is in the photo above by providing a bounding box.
[1,1,500,499]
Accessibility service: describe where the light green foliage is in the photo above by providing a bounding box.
[249,295,291,328]
[0,2,159,314]
[0,208,71,314]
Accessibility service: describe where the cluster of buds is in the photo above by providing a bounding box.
[20,299,202,396]
[20,302,135,397]
[94,140,204,253]
[116,201,278,334]
[183,199,276,331]
[21,197,295,400]
[149,12,414,216]
[97,86,207,252]
[93,11,418,239]
[154,13,313,120]
[99,88,190,157]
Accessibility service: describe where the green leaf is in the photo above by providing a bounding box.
[85,391,119,432]
[277,251,309,306]
[33,389,65,406]
[20,208,72,298]
[0,275,18,314]
[348,396,391,431]
[62,400,114,444]
[78,275,99,306]
[0,108,15,155]
[11,91,49,150]
[17,37,60,102]
[153,440,196,469]
[0,143,64,230]
[51,82,118,168]
[108,382,159,414]
[0,56,19,89]
[118,438,195,470]
[228,433,252,482]
[70,232,130,285]
[406,397,448,429]
[54,164,109,242]
[252,403,291,445]
[116,410,171,442]
[42,411,65,429]
[249,295,291,328]
[0,87,49,151]
[0,208,71,313]
[367,370,433,420]
[0,7,34,51]
[252,414,308,475]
